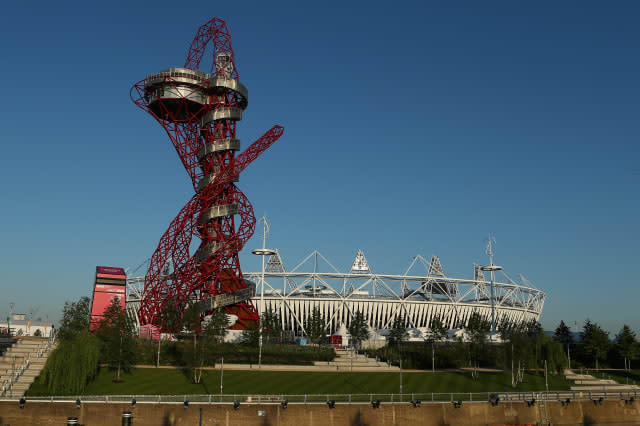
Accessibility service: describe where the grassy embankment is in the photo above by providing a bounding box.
[27,368,571,396]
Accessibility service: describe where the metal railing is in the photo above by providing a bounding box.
[0,334,56,397]
[1,354,30,397]
[8,390,637,404]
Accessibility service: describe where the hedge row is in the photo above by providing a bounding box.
[137,340,336,366]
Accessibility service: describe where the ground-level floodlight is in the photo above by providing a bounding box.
[489,395,500,406]
[233,401,240,410]
[326,400,335,409]
[184,400,189,409]
[76,398,81,409]
[19,397,25,408]
[453,400,462,408]
[526,398,536,407]
[281,400,288,409]
[371,400,381,409]
[411,399,421,407]
[561,398,571,406]
[67,417,78,425]
[131,398,136,407]
[122,411,133,426]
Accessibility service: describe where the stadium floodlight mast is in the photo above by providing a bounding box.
[480,236,502,337]
[251,216,276,369]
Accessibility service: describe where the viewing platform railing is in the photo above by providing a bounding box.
[6,390,637,405]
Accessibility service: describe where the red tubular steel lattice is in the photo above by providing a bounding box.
[130,17,284,329]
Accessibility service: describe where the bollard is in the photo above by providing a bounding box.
[67,417,78,425]
[122,411,133,426]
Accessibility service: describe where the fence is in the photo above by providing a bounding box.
[0,334,56,397]
[9,390,637,405]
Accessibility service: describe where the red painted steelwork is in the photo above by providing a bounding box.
[131,17,283,329]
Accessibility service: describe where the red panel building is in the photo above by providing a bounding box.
[90,266,126,329]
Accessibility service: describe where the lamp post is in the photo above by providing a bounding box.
[251,217,276,370]
[480,238,502,337]
[220,356,224,398]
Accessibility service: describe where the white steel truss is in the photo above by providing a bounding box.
[125,249,545,334]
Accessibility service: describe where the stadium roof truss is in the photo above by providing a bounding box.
[126,250,545,334]
[243,250,545,334]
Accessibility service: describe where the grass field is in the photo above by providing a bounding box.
[26,368,571,396]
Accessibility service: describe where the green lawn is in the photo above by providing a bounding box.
[27,368,571,396]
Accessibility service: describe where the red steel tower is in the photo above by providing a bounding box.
[131,18,283,329]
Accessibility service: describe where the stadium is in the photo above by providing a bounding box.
[124,246,545,336]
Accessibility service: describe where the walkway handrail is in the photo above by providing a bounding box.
[8,389,637,404]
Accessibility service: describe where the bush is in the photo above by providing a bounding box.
[135,339,335,366]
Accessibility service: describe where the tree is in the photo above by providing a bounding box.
[206,310,230,344]
[581,319,609,369]
[181,301,205,383]
[192,310,230,382]
[262,307,283,344]
[40,296,100,394]
[615,325,638,371]
[305,307,326,344]
[554,321,573,347]
[241,321,260,346]
[426,315,448,372]
[388,315,409,347]
[348,311,370,350]
[155,302,182,367]
[34,329,42,337]
[525,320,544,369]
[58,296,91,341]
[94,297,137,382]
[40,330,100,394]
[499,320,525,387]
[554,320,573,368]
[465,312,490,379]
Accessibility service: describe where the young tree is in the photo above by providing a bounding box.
[581,319,609,369]
[615,325,638,371]
[525,320,544,369]
[155,302,182,367]
[466,312,490,379]
[181,301,205,383]
[94,297,137,382]
[190,310,230,383]
[241,321,260,346]
[388,315,409,347]
[426,315,448,372]
[207,310,230,344]
[305,307,326,344]
[262,307,283,344]
[348,311,370,350]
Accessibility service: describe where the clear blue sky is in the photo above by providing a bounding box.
[0,1,638,335]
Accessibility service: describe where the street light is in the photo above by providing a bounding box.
[252,218,277,371]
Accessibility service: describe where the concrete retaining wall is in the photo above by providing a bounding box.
[0,400,638,425]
